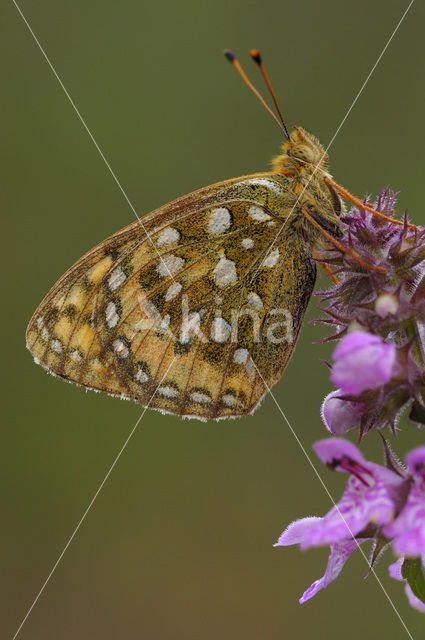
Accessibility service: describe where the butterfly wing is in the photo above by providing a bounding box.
[26,174,316,420]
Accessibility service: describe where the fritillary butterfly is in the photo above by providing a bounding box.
[26,50,399,420]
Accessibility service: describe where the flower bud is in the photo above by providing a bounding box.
[321,391,364,435]
[375,294,399,318]
[330,331,397,395]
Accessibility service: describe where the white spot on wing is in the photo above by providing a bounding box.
[208,207,231,234]
[108,267,126,291]
[211,317,232,343]
[180,312,203,343]
[247,292,263,310]
[241,238,254,249]
[262,248,280,268]
[165,282,182,301]
[248,205,271,222]
[212,252,237,288]
[158,386,178,398]
[70,349,82,362]
[135,368,149,383]
[156,227,181,246]
[190,392,211,404]
[245,356,255,378]
[113,339,129,358]
[244,177,282,194]
[223,394,236,407]
[51,339,62,353]
[158,314,171,333]
[233,348,249,364]
[105,301,119,328]
[157,254,185,277]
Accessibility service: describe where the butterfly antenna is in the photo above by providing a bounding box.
[249,49,290,141]
[223,49,286,135]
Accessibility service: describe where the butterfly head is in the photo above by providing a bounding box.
[273,126,330,175]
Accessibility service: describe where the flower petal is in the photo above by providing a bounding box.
[321,391,364,435]
[406,446,425,479]
[274,517,322,547]
[388,557,403,580]
[332,331,382,360]
[330,331,397,395]
[384,481,425,557]
[300,540,364,603]
[313,437,365,467]
[302,473,397,548]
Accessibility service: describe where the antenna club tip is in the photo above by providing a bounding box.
[223,49,236,63]
[250,49,262,64]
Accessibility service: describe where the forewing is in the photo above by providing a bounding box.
[26,174,315,420]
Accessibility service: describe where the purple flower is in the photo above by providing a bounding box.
[317,188,425,434]
[384,446,425,557]
[274,438,406,603]
[389,558,425,613]
[275,517,366,603]
[300,439,403,548]
[330,331,397,395]
[321,390,364,435]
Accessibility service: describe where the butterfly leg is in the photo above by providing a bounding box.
[324,177,416,230]
[312,249,338,284]
[300,205,386,273]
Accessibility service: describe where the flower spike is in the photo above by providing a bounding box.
[301,205,386,273]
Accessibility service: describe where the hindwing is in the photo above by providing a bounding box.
[26,173,316,420]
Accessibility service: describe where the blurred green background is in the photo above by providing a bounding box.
[2,0,425,637]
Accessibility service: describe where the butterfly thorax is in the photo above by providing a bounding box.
[272,126,345,246]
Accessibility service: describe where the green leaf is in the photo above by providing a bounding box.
[401,558,425,604]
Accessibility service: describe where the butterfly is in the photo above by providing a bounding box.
[26,49,402,421]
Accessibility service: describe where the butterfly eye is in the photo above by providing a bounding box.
[291,144,316,163]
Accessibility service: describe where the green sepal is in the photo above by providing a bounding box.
[409,400,425,425]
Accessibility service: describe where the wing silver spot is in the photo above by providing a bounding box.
[157,254,185,278]
[190,392,211,404]
[247,205,271,222]
[244,177,282,194]
[262,248,280,268]
[233,348,249,365]
[108,267,126,291]
[135,368,149,383]
[156,227,181,246]
[211,317,232,343]
[208,207,231,234]
[158,386,178,398]
[158,314,171,333]
[212,252,237,288]
[112,339,129,358]
[105,301,119,328]
[165,282,182,301]
[51,339,62,353]
[247,292,263,310]
[223,394,236,407]
[70,349,83,362]
[241,238,254,249]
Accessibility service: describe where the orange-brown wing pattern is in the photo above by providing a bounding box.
[26,173,316,420]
